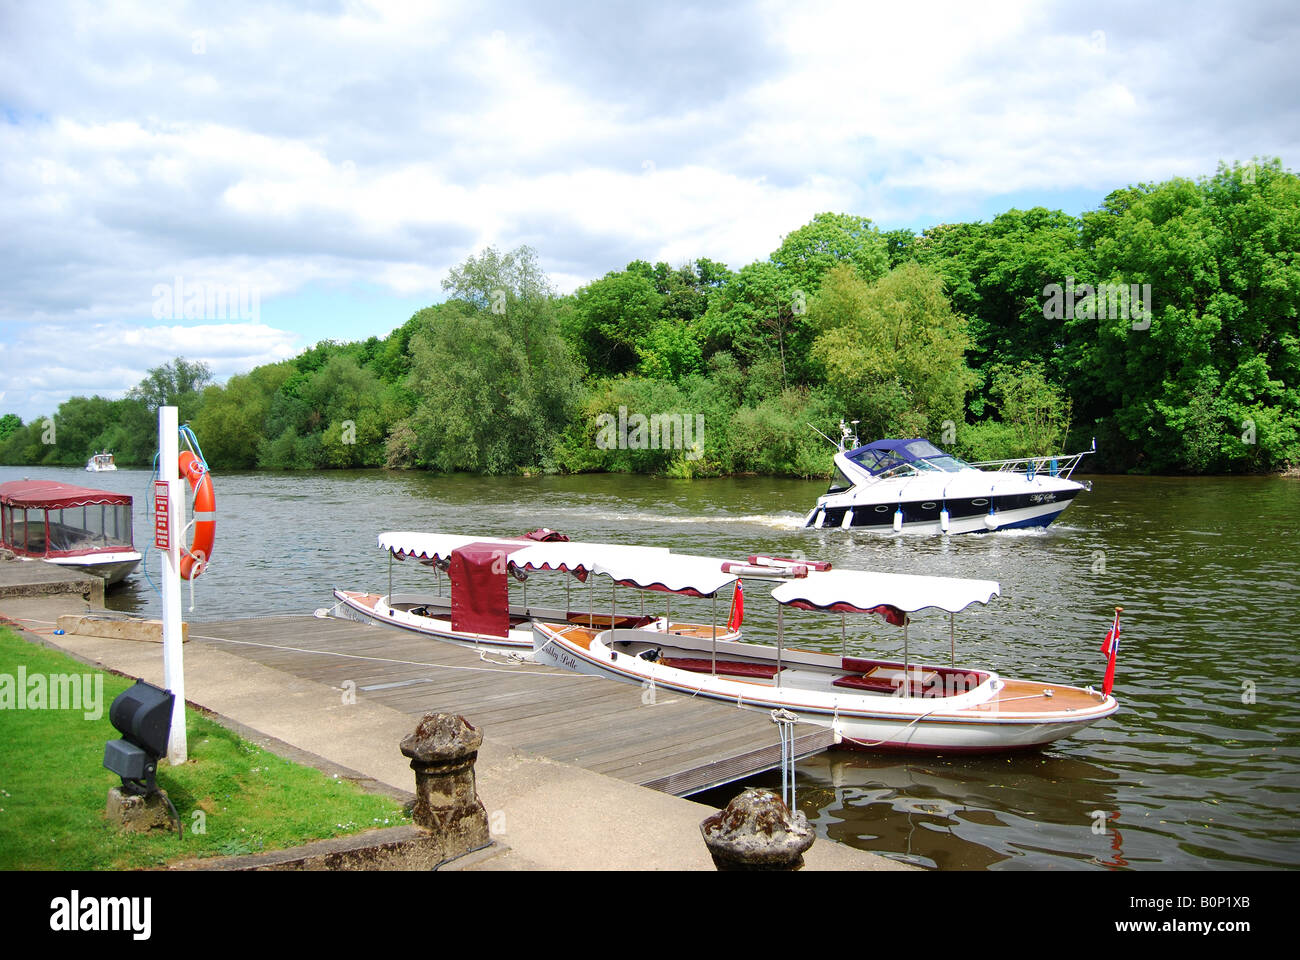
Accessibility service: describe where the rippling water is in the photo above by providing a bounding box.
[5,464,1297,870]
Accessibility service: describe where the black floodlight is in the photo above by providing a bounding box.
[103,679,174,796]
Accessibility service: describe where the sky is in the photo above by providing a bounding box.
[1,0,1297,421]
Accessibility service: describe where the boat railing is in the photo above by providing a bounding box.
[967,449,1093,480]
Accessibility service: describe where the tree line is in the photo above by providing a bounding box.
[2,159,1296,476]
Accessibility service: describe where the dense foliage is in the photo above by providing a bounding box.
[2,161,1296,476]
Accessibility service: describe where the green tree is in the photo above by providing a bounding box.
[769,212,890,294]
[811,263,976,440]
[399,247,584,473]
[127,358,214,418]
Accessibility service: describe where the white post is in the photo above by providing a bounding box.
[159,406,187,764]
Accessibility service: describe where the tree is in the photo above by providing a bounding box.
[769,212,890,294]
[811,263,976,440]
[127,358,214,415]
[400,247,584,472]
[191,362,294,469]
[0,414,20,443]
[1068,160,1300,471]
[565,265,664,376]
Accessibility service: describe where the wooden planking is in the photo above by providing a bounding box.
[192,615,833,796]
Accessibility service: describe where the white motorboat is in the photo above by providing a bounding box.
[804,423,1093,534]
[0,480,141,586]
[531,550,1119,753]
[85,451,117,472]
[332,530,744,652]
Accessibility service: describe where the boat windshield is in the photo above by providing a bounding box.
[846,440,971,476]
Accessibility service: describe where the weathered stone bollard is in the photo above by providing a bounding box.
[700,787,815,871]
[105,785,174,833]
[400,713,490,861]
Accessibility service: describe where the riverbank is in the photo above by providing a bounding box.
[1,591,908,871]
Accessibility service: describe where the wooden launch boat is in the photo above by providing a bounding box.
[332,531,744,652]
[530,554,1120,753]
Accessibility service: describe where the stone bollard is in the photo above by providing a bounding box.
[399,713,490,861]
[700,787,815,871]
[105,785,175,834]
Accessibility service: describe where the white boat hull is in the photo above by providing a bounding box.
[531,621,1118,753]
[333,590,534,651]
[332,589,743,655]
[41,552,141,586]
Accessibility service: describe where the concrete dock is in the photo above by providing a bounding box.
[0,554,104,605]
[1,592,912,871]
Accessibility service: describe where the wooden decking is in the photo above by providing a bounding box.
[189,615,836,796]
[961,678,1107,714]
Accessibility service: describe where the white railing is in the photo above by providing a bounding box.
[968,448,1093,480]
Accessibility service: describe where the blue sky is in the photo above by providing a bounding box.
[1,0,1296,420]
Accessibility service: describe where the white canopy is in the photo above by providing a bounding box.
[377,532,669,576]
[593,552,739,597]
[378,532,521,562]
[770,568,1000,614]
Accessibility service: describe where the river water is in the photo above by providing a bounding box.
[4,464,1297,870]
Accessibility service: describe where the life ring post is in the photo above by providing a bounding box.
[158,405,188,765]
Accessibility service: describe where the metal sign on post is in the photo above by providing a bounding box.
[153,480,170,551]
[158,406,187,764]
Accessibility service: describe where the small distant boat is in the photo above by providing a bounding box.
[804,422,1094,534]
[0,480,141,585]
[333,530,744,652]
[86,451,117,472]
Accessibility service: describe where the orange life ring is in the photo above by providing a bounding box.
[178,451,215,580]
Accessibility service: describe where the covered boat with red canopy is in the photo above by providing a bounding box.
[0,480,142,586]
[330,531,741,651]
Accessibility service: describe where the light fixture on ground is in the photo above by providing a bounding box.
[103,678,181,836]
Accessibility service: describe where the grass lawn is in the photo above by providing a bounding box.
[0,625,410,869]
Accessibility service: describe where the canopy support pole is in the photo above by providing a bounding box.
[903,619,910,698]
[841,612,847,658]
[611,584,616,632]
[666,595,671,631]
[776,604,784,688]
[950,612,955,667]
[565,574,571,616]
[711,593,717,675]
[388,553,393,598]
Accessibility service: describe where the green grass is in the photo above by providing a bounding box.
[0,625,410,869]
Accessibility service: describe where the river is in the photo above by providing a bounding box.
[4,464,1297,870]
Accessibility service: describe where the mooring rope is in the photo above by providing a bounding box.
[189,631,595,680]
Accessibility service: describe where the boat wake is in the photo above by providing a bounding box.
[591,511,808,530]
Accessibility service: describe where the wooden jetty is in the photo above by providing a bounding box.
[190,615,837,796]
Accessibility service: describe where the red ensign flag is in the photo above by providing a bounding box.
[1100,608,1122,696]
[727,579,744,632]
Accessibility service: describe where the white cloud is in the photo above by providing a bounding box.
[0,321,299,421]
[0,0,1296,418]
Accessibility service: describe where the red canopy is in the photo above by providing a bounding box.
[0,480,132,509]
[449,541,519,638]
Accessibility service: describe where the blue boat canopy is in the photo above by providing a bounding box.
[844,438,967,476]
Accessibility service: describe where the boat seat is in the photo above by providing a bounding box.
[833,674,926,695]
[660,657,780,679]
[833,673,895,693]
